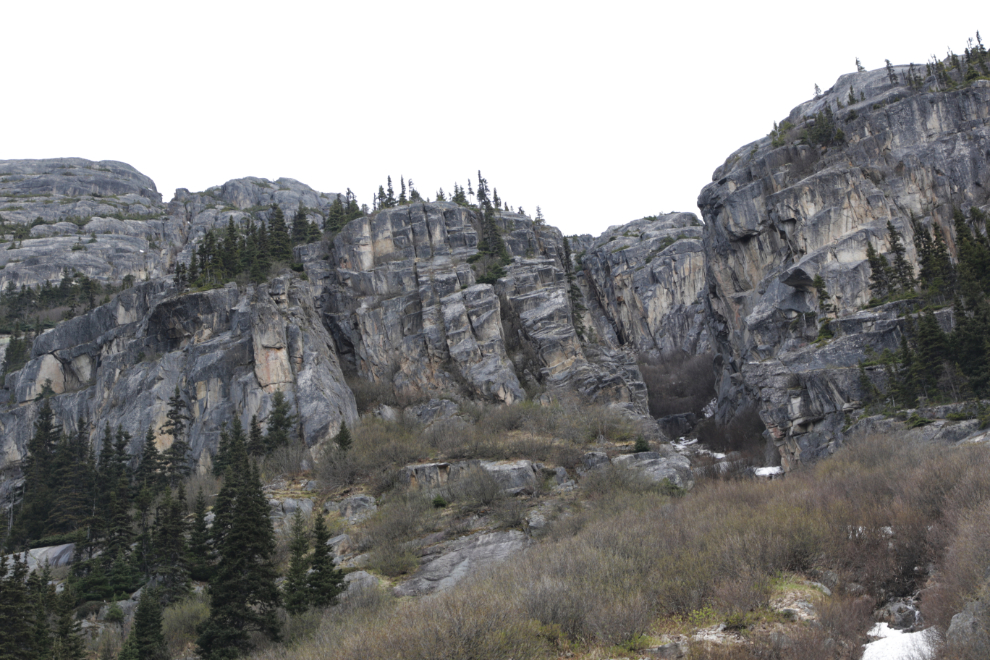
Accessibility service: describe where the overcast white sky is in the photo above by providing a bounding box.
[2,1,981,236]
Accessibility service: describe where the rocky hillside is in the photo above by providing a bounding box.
[2,57,990,501]
[0,169,678,508]
[700,67,990,467]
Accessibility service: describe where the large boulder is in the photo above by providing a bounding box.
[393,531,529,597]
[612,450,695,490]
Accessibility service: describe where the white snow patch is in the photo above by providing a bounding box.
[862,623,937,660]
[754,466,783,477]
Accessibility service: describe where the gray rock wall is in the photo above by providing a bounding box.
[0,277,357,500]
[699,68,990,467]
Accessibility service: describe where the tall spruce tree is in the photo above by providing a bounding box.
[134,427,164,494]
[161,386,191,486]
[152,488,190,605]
[0,553,37,659]
[247,415,265,457]
[886,220,915,293]
[291,206,309,245]
[197,428,281,659]
[308,512,345,608]
[333,420,351,452]
[47,419,92,537]
[6,400,61,550]
[282,510,311,616]
[50,589,86,660]
[267,205,292,263]
[264,391,295,453]
[188,489,214,582]
[120,589,167,660]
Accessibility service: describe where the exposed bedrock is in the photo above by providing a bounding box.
[699,68,990,467]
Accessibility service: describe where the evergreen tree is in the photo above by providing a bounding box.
[47,419,92,537]
[954,207,990,301]
[264,391,295,453]
[268,205,292,264]
[408,178,422,202]
[214,418,247,476]
[247,415,265,457]
[188,489,214,582]
[913,221,955,303]
[6,400,61,550]
[161,386,191,486]
[886,220,915,292]
[857,361,876,405]
[914,310,947,400]
[333,420,351,452]
[291,207,309,245]
[813,274,835,318]
[28,565,56,657]
[123,589,167,660]
[105,469,135,566]
[398,176,407,205]
[865,241,892,301]
[197,437,280,659]
[950,296,990,397]
[894,334,919,407]
[308,512,345,608]
[50,589,86,660]
[326,197,346,234]
[856,57,865,72]
[175,262,188,290]
[385,177,396,208]
[344,189,362,221]
[282,510,311,615]
[221,219,242,277]
[152,488,190,605]
[0,553,38,659]
[885,59,899,84]
[134,427,164,494]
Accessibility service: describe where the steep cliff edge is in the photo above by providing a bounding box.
[699,66,990,467]
[0,276,357,510]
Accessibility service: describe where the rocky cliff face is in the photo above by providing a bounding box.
[580,213,709,357]
[0,183,663,508]
[6,64,986,494]
[0,159,168,289]
[699,69,990,467]
[0,276,356,503]
[310,202,652,413]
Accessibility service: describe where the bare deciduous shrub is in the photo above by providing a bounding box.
[256,432,990,660]
[163,592,209,658]
[258,441,313,482]
[315,418,429,494]
[344,373,398,413]
[184,469,222,506]
[359,489,437,576]
[922,501,990,630]
[444,464,504,509]
[493,496,527,529]
[579,464,672,501]
[638,351,716,418]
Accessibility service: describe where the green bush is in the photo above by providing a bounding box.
[105,602,124,623]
